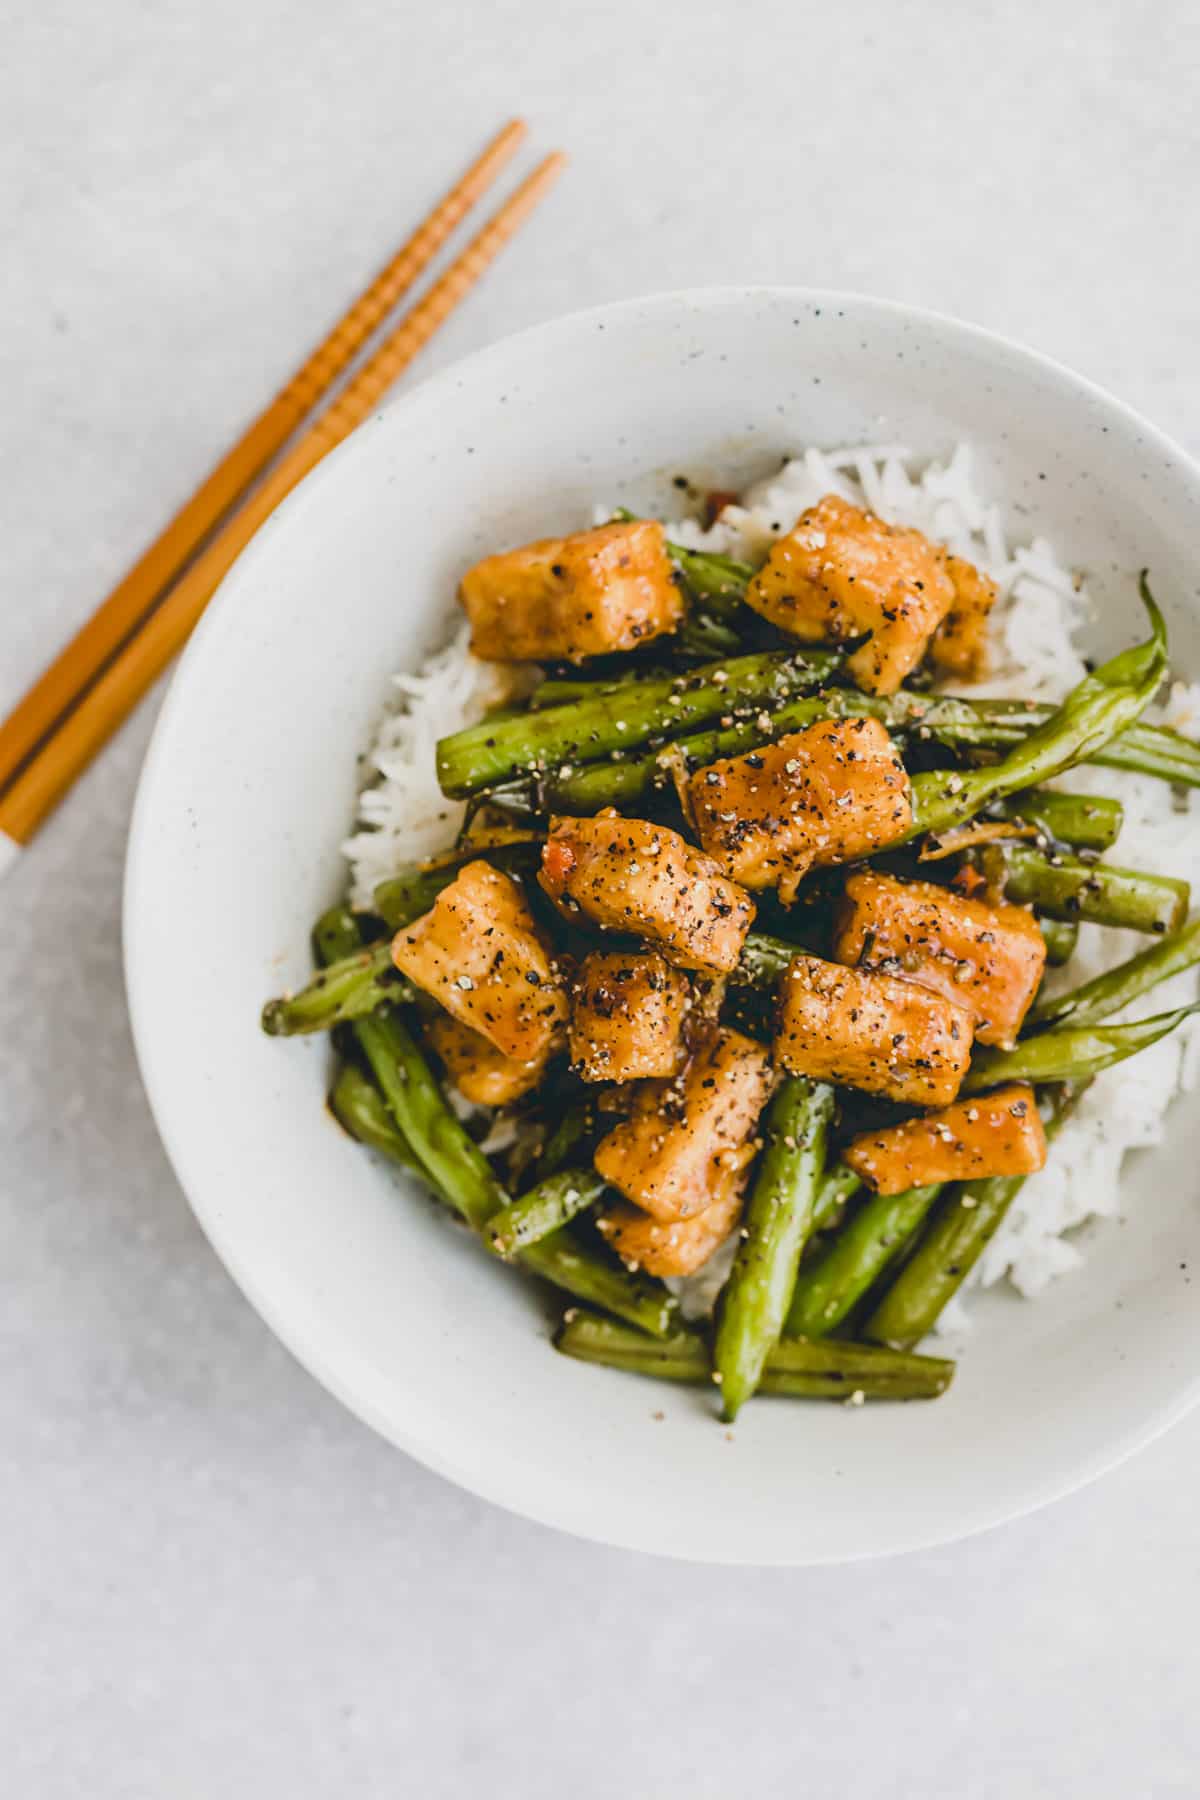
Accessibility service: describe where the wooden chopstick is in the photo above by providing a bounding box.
[0,151,566,866]
[0,118,527,796]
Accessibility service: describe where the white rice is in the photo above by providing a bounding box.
[342,626,509,908]
[344,445,1200,1322]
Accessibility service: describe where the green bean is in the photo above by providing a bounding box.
[316,907,505,1229]
[531,687,1189,821]
[554,1314,954,1401]
[530,670,671,711]
[353,1015,509,1230]
[525,1099,597,1184]
[985,843,1190,935]
[784,1184,944,1339]
[1039,917,1079,966]
[328,1062,428,1182]
[811,1165,863,1232]
[319,910,679,1336]
[905,579,1168,839]
[334,1063,672,1331]
[373,841,539,930]
[665,542,757,619]
[486,1169,605,1259]
[954,701,1200,786]
[734,930,811,990]
[533,692,841,813]
[962,1002,1200,1092]
[262,937,411,1036]
[521,1236,680,1337]
[676,612,744,660]
[1027,915,1200,1031]
[864,1089,1080,1347]
[713,1080,835,1420]
[986,789,1123,851]
[610,507,756,621]
[434,648,844,799]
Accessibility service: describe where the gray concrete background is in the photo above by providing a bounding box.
[3,2,1199,1792]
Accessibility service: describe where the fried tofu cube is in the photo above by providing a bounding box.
[593,1027,773,1222]
[833,871,1046,1050]
[459,520,684,664]
[391,860,567,1061]
[744,494,955,694]
[688,716,912,902]
[539,811,755,974]
[597,1171,746,1276]
[843,1084,1046,1195]
[426,1014,549,1107]
[569,951,691,1082]
[930,555,998,679]
[774,953,972,1107]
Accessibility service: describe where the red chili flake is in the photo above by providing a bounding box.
[703,489,739,528]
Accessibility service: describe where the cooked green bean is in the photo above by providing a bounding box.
[338,1014,509,1231]
[434,648,844,799]
[530,670,672,711]
[318,909,678,1336]
[328,1062,428,1182]
[713,1080,835,1419]
[986,789,1123,851]
[611,507,755,621]
[555,1313,954,1401]
[522,1236,680,1337]
[262,936,410,1036]
[486,1170,605,1259]
[665,542,757,618]
[1027,915,1200,1031]
[784,1184,944,1339]
[526,686,1190,822]
[811,1165,864,1232]
[945,700,1200,784]
[1039,917,1079,966]
[905,580,1167,839]
[734,930,812,989]
[963,1002,1200,1092]
[985,843,1190,935]
[373,841,539,929]
[525,1099,597,1184]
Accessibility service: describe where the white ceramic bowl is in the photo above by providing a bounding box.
[125,289,1200,1563]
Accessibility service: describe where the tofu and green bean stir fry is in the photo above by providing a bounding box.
[264,492,1200,1420]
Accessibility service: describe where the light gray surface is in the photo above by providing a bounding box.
[3,0,1200,1791]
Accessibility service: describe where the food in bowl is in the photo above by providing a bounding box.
[262,444,1200,1422]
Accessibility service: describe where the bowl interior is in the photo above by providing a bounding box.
[126,289,1200,1562]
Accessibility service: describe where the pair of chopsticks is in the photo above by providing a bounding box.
[0,120,564,881]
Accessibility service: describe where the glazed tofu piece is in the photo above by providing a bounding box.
[688,716,912,902]
[744,494,956,694]
[774,953,972,1107]
[843,1084,1046,1195]
[598,1171,745,1276]
[391,860,567,1061]
[426,1014,549,1107]
[929,555,998,679]
[459,520,684,664]
[539,811,755,974]
[593,1027,773,1222]
[569,951,691,1083]
[833,871,1046,1049]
